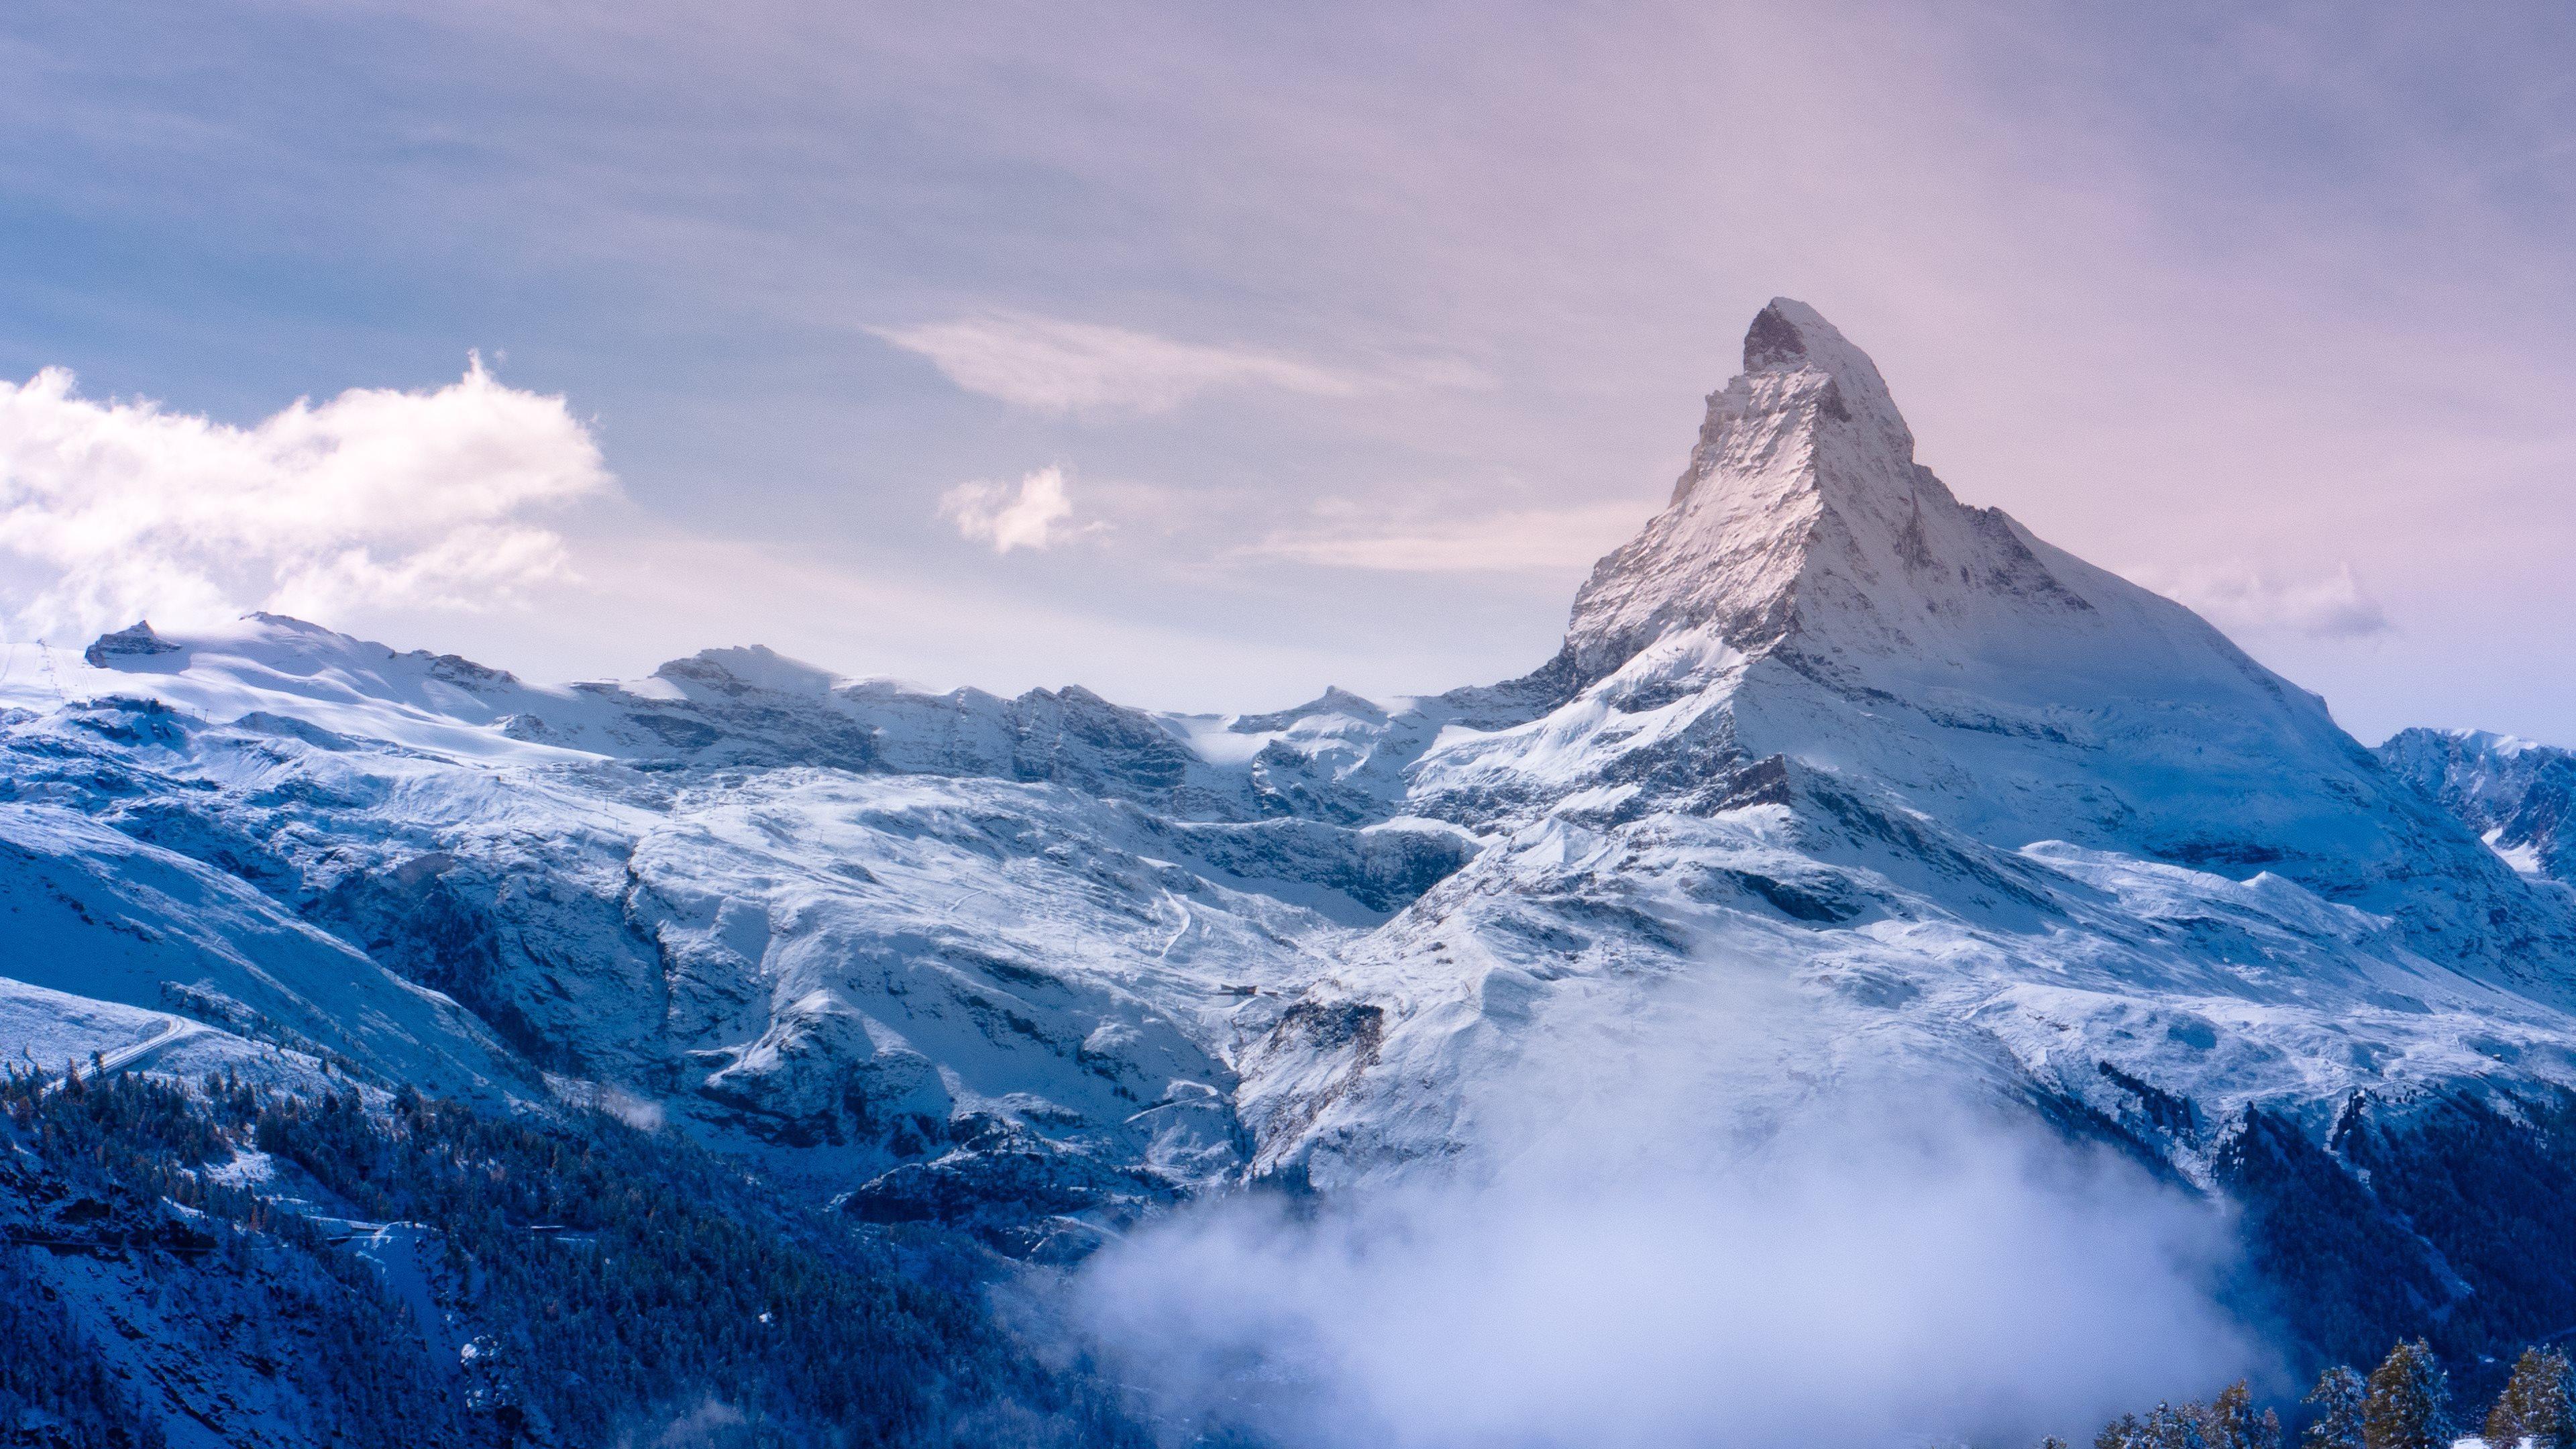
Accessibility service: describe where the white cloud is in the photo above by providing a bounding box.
[938,464,1083,553]
[1077,975,2258,1449]
[1246,498,1652,574]
[0,358,610,640]
[873,313,1358,416]
[2156,563,2395,641]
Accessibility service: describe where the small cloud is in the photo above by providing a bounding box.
[939,465,1086,553]
[0,357,611,639]
[2158,562,2395,641]
[873,312,1358,416]
[1245,498,1652,574]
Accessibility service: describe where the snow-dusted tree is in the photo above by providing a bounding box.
[2485,1346,2575,1449]
[2210,1380,2283,1449]
[2100,1412,2150,1449]
[2147,1401,2212,1449]
[2363,1340,2450,1449]
[2306,1366,2369,1449]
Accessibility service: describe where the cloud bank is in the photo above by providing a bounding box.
[2158,563,2396,641]
[874,313,1357,416]
[0,359,610,641]
[1074,977,2261,1449]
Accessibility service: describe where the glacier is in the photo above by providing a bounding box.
[10,299,2576,1403]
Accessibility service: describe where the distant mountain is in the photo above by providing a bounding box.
[11,301,2576,1428]
[2380,727,2576,886]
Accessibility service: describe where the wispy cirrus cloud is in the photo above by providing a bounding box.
[1244,498,1652,575]
[871,313,1360,416]
[0,358,611,639]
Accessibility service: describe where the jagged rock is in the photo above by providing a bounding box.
[82,621,183,667]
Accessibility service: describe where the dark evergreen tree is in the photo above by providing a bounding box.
[2486,1346,2575,1449]
[1,1067,1149,1449]
[2307,1365,2369,1449]
[2364,1340,2451,1449]
[0,1246,165,1448]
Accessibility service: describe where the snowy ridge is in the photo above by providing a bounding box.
[0,616,1489,1247]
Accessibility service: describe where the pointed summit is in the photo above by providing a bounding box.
[1559,299,2110,691]
[1475,299,2571,1001]
[1735,298,1910,457]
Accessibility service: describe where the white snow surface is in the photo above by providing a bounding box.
[7,299,2576,1214]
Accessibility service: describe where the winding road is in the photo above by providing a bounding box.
[47,1012,211,1091]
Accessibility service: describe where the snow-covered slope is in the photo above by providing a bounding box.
[0,792,520,1097]
[9,301,2576,1368]
[1,617,1482,1249]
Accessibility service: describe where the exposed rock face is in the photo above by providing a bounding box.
[82,620,183,667]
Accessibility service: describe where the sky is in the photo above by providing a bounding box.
[2,1,2574,741]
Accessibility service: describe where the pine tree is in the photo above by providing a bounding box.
[2210,1381,2283,1449]
[2486,1346,2575,1449]
[2101,1412,2149,1449]
[2308,1366,2369,1449]
[2147,1401,2212,1449]
[2212,1381,2255,1449]
[2364,1340,2451,1449]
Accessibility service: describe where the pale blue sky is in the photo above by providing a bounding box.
[3,2,2574,741]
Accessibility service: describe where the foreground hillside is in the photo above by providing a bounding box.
[1,1065,1134,1448]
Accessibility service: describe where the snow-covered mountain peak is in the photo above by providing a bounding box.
[1735,297,1912,456]
[1394,302,2576,1015]
[1558,301,2277,718]
[1555,301,1907,670]
[1561,299,2125,692]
